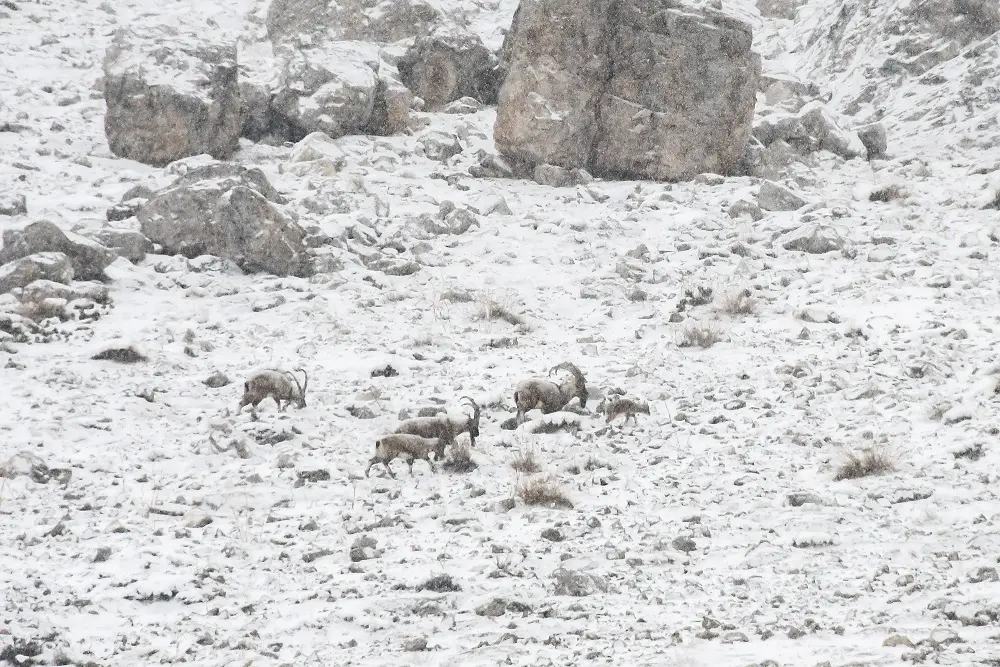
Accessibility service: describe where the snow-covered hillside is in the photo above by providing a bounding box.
[1,0,1000,665]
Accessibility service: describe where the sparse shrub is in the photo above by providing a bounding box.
[718,287,758,316]
[833,447,896,481]
[869,184,906,203]
[409,333,435,348]
[627,288,647,302]
[516,476,573,509]
[510,447,541,474]
[953,443,985,461]
[440,289,475,303]
[443,441,478,473]
[584,456,610,472]
[478,299,527,328]
[678,319,724,348]
[417,574,461,593]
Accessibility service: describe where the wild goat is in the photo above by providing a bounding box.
[395,396,482,453]
[365,434,444,478]
[513,361,588,425]
[603,397,650,426]
[238,368,309,418]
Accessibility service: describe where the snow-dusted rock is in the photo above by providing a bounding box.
[758,180,808,211]
[138,163,311,277]
[496,0,761,181]
[265,0,442,45]
[0,220,116,280]
[0,252,74,294]
[0,193,27,216]
[90,229,154,264]
[103,26,241,166]
[271,44,380,140]
[857,122,888,160]
[397,26,502,109]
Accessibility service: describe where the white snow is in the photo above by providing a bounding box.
[1,0,1000,664]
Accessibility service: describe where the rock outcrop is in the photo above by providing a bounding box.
[138,162,312,277]
[397,27,502,109]
[495,0,761,181]
[264,0,442,45]
[103,26,242,166]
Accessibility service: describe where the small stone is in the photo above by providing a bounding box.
[720,631,749,644]
[0,193,27,216]
[787,626,807,639]
[758,180,808,211]
[883,634,914,648]
[672,536,697,553]
[540,527,564,542]
[203,371,230,388]
[92,547,113,563]
[402,636,428,652]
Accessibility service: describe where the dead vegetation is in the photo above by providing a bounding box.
[442,441,478,473]
[677,319,724,348]
[509,447,541,474]
[718,287,758,316]
[516,475,573,509]
[833,446,896,481]
[478,299,528,328]
[91,342,147,363]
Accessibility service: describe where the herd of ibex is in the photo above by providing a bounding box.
[234,361,650,478]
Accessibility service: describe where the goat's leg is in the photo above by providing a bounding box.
[383,461,396,478]
[427,456,437,474]
[365,458,377,477]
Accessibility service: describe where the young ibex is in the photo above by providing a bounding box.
[513,361,588,426]
[238,368,309,419]
[603,397,650,426]
[365,434,444,478]
[395,396,482,454]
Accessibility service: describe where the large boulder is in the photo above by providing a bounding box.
[0,220,116,280]
[495,0,761,181]
[495,0,613,170]
[138,162,312,277]
[397,26,502,109]
[103,26,242,167]
[270,44,381,141]
[0,253,74,295]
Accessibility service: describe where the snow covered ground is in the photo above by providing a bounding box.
[2,0,1000,665]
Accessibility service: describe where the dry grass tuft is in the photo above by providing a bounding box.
[478,299,528,328]
[509,447,541,474]
[869,184,906,203]
[833,446,896,481]
[718,287,758,316]
[443,441,478,473]
[516,476,573,509]
[17,300,65,322]
[678,319,724,348]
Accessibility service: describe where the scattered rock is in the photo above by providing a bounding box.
[270,44,380,140]
[758,180,808,211]
[540,527,564,542]
[417,574,461,593]
[103,25,241,166]
[350,535,381,562]
[0,220,115,280]
[402,636,428,652]
[0,193,27,216]
[728,199,764,221]
[883,634,914,648]
[781,224,844,254]
[0,252,74,295]
[91,229,153,264]
[138,162,311,277]
[672,536,697,553]
[552,568,608,597]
